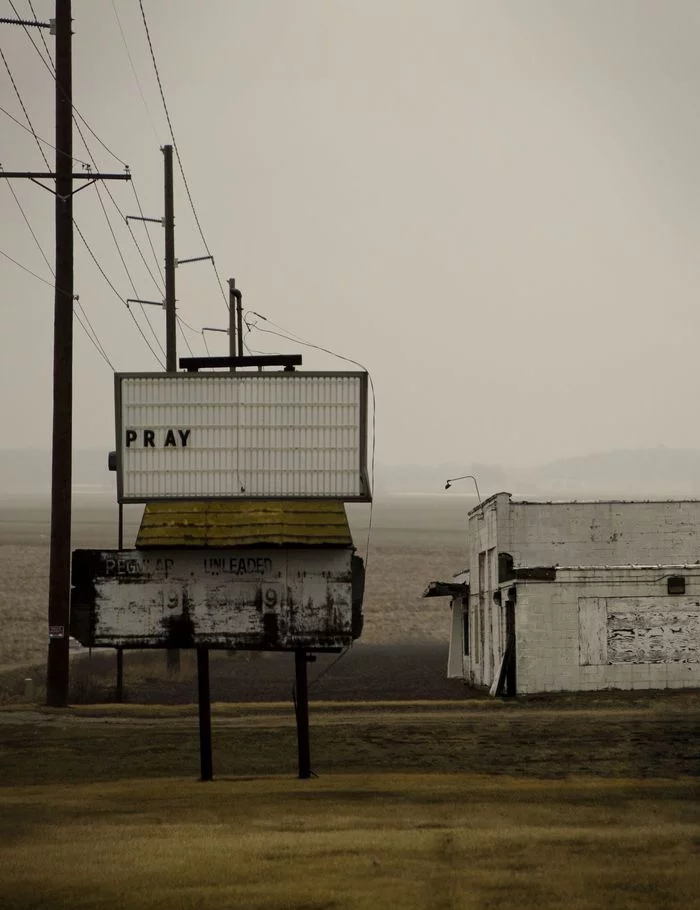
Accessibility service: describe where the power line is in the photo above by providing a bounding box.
[176,316,194,356]
[4,181,51,273]
[110,0,161,145]
[1,246,57,288]
[246,317,377,568]
[130,178,165,285]
[138,0,230,313]
[0,235,114,369]
[74,305,114,369]
[3,16,163,365]
[74,220,165,368]
[9,0,129,168]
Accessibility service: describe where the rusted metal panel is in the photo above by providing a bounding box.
[136,500,353,548]
[607,597,700,663]
[71,548,364,651]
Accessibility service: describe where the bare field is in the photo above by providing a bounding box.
[1,765,699,908]
[0,495,470,669]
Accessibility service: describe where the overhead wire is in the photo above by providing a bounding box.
[20,10,167,305]
[11,0,129,168]
[1,202,114,369]
[9,9,167,362]
[110,0,162,146]
[138,0,230,314]
[2,33,114,368]
[75,220,164,367]
[246,315,377,572]
[1,246,56,287]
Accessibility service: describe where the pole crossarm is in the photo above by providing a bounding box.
[0,17,53,29]
[0,172,131,179]
[126,215,163,225]
[177,254,213,266]
[127,298,164,308]
[1,171,131,199]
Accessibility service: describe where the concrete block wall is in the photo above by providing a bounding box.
[515,567,700,693]
[468,494,700,570]
[510,499,700,567]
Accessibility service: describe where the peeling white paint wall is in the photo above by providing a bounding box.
[516,567,700,693]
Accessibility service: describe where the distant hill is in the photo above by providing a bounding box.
[377,449,700,499]
[530,448,700,498]
[2,447,700,500]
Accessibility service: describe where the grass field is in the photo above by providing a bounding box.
[0,704,700,910]
[1,699,700,908]
[2,496,700,906]
[1,768,699,909]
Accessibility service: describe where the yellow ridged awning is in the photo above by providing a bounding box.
[136,500,353,548]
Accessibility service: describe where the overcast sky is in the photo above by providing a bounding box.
[2,1,700,469]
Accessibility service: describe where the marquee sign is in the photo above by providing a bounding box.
[115,372,370,503]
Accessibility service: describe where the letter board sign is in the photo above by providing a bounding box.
[115,372,371,503]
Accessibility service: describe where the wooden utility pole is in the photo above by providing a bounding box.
[1,4,130,706]
[46,0,73,706]
[163,145,176,372]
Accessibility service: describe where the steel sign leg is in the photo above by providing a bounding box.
[294,649,311,780]
[197,647,213,781]
[116,649,124,703]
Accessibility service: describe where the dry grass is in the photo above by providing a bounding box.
[1,774,699,909]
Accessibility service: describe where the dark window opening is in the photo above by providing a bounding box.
[498,552,515,583]
[463,611,469,656]
[668,575,686,595]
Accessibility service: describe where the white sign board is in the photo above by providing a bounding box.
[115,372,370,503]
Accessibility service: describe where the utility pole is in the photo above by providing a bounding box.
[163,145,176,372]
[46,0,73,707]
[1,3,130,706]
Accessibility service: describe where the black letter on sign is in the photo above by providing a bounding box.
[125,429,137,448]
[164,429,177,447]
[178,429,191,447]
[144,429,155,448]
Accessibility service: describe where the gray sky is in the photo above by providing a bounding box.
[2,1,700,469]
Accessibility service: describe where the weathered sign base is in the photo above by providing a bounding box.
[71,548,364,652]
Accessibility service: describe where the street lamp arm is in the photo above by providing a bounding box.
[444,474,482,503]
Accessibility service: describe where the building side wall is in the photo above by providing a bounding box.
[516,569,700,693]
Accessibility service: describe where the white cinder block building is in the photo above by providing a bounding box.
[436,493,700,694]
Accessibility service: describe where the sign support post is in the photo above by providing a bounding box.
[197,646,213,781]
[294,649,311,779]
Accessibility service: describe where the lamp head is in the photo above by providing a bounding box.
[444,481,451,490]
